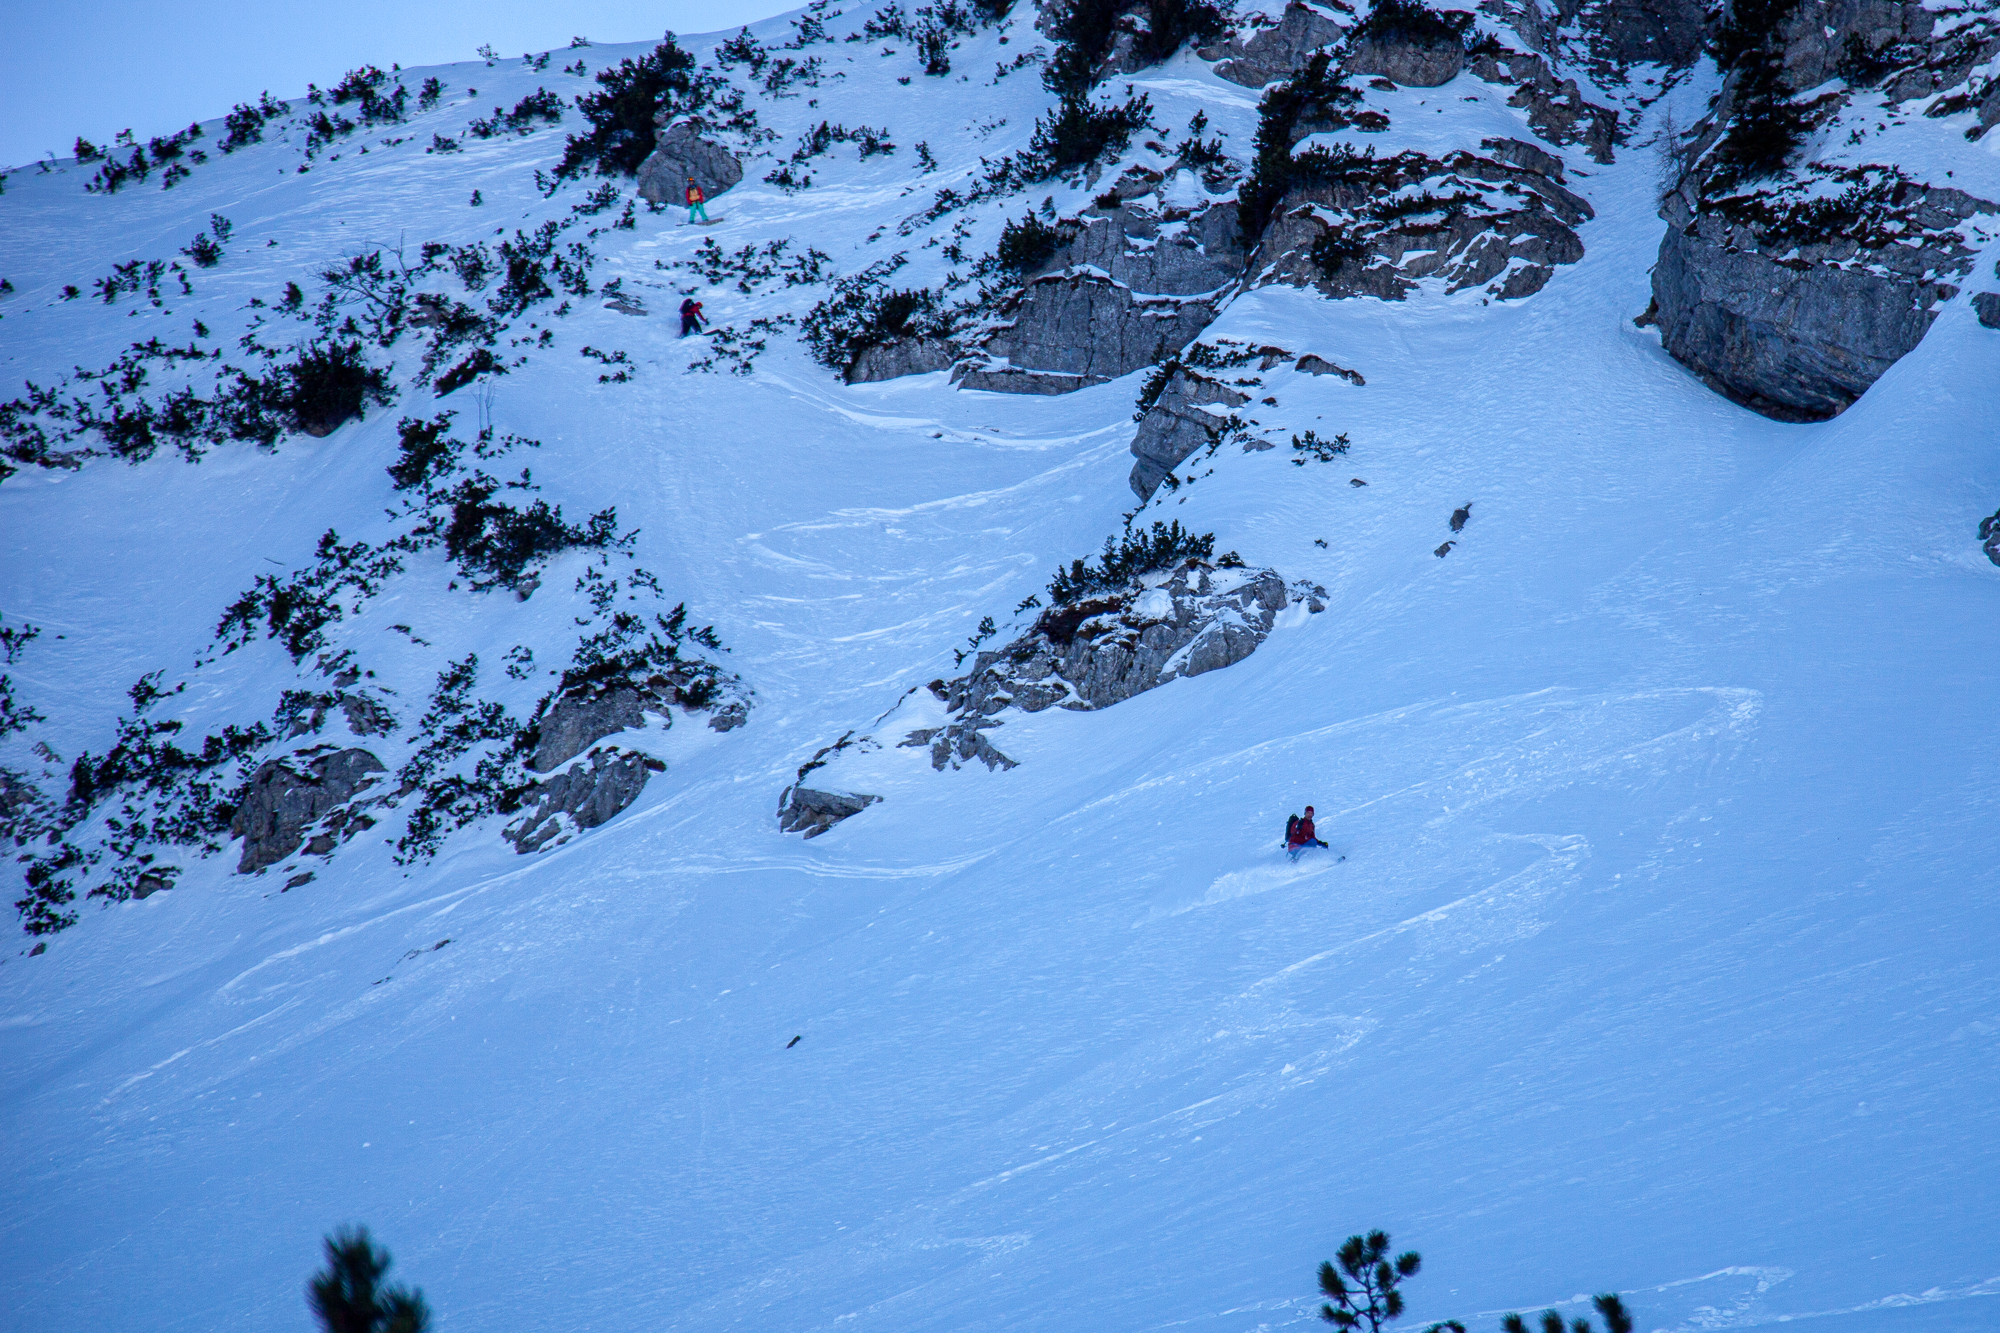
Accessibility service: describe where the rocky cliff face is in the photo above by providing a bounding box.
[955,192,1245,394]
[1653,171,1996,419]
[1648,0,2000,420]
[1207,1,1351,87]
[1249,137,1593,303]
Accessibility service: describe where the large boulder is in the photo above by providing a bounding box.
[230,748,387,872]
[1650,177,1995,420]
[636,120,745,206]
[900,559,1312,773]
[777,557,1322,837]
[1208,1,1348,87]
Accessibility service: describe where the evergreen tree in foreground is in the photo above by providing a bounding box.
[1502,1293,1632,1333]
[1318,1230,1464,1333]
[309,1226,431,1333]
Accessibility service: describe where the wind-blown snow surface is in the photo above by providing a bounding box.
[4,9,2000,1333]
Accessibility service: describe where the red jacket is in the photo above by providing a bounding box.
[1288,816,1316,847]
[685,183,705,204]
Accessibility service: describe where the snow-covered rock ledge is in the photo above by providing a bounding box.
[779,551,1324,838]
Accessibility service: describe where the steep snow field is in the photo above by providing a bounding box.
[3,7,2000,1333]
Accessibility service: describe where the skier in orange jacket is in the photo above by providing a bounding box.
[685,177,709,224]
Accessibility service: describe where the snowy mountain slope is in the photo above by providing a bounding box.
[4,3,2000,1333]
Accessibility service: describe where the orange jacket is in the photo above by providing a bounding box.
[685,183,705,204]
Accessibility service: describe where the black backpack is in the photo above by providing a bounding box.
[1285,814,1299,844]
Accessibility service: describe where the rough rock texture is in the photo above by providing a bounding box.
[1981,509,2000,566]
[636,120,746,206]
[905,562,1317,773]
[1208,1,1348,86]
[1130,370,1252,499]
[1250,141,1592,303]
[847,337,956,383]
[1974,292,2000,329]
[1651,193,1991,420]
[957,275,1218,394]
[524,663,751,774]
[1573,0,1709,69]
[1346,31,1464,86]
[957,193,1246,396]
[230,748,387,873]
[1040,205,1246,295]
[506,747,657,854]
[776,786,882,838]
[1653,149,1997,419]
[1469,50,1620,164]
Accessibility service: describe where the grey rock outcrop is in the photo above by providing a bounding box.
[1347,30,1464,87]
[1249,141,1592,303]
[506,747,657,854]
[1208,1,1348,87]
[1129,341,1364,499]
[777,786,882,838]
[1467,49,1620,164]
[956,190,1246,396]
[636,120,745,206]
[230,748,387,872]
[847,337,956,383]
[1651,178,1996,420]
[904,560,1314,773]
[1974,293,2000,329]
[957,275,1218,394]
[1130,370,1252,500]
[523,662,752,774]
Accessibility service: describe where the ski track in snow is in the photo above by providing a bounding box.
[2,5,2000,1333]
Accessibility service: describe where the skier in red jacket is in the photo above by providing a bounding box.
[685,177,709,224]
[1286,806,1329,854]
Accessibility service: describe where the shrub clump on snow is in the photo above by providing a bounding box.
[556,38,705,178]
[1043,0,1229,97]
[1048,521,1219,604]
[1237,52,1365,246]
[801,258,955,373]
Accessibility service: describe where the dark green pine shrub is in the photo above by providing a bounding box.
[994,213,1079,277]
[1317,1231,1463,1333]
[1502,1295,1633,1333]
[1705,0,1807,185]
[309,1227,430,1333]
[270,341,396,437]
[1047,520,1216,603]
[1237,52,1363,247]
[801,258,954,373]
[1027,92,1154,176]
[557,38,702,177]
[1350,0,1473,47]
[1043,0,1228,97]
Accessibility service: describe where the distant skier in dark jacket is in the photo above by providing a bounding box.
[679,297,707,338]
[1286,806,1329,852]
